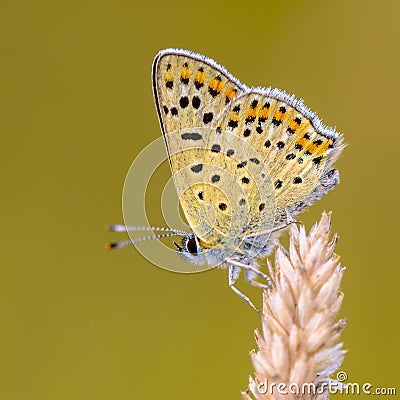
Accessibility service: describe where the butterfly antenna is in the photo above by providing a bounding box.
[105,224,189,236]
[105,232,183,250]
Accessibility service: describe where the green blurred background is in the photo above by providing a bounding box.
[1,0,399,398]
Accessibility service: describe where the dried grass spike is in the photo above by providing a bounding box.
[244,212,346,400]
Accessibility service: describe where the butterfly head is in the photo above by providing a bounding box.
[174,234,207,265]
[175,232,259,267]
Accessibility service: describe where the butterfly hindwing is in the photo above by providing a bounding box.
[214,90,344,231]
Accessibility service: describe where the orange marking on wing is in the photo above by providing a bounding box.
[288,120,300,132]
[298,136,333,155]
[259,107,270,119]
[246,107,258,119]
[273,109,286,122]
[229,113,239,122]
[297,137,309,149]
[307,143,319,154]
[225,87,237,101]
[180,67,191,80]
[311,139,334,156]
[209,78,225,93]
[194,70,205,85]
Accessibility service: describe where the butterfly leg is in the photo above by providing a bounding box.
[228,265,260,313]
[244,269,270,291]
[226,258,270,282]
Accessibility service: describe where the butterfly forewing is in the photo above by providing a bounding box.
[152,49,245,136]
[152,50,247,245]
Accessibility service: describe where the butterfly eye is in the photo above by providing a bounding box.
[186,237,198,255]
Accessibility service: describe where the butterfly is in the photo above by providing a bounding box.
[107,49,344,311]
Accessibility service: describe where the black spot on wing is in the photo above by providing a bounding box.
[209,87,219,97]
[191,164,203,173]
[179,97,189,108]
[245,115,256,124]
[211,175,220,183]
[243,129,251,137]
[313,156,323,165]
[192,96,201,109]
[276,141,285,149]
[181,132,202,140]
[232,105,240,113]
[272,117,282,126]
[228,119,238,129]
[250,99,258,108]
[211,144,221,153]
[203,112,214,124]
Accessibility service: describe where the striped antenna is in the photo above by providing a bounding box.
[105,224,189,236]
[105,232,183,250]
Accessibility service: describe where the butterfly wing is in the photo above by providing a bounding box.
[152,49,247,244]
[152,49,245,138]
[153,48,344,253]
[213,89,344,236]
